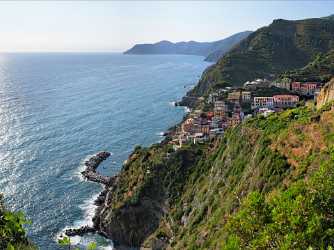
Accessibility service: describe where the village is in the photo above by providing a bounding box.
[169,78,323,149]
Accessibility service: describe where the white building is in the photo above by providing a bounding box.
[253,97,274,109]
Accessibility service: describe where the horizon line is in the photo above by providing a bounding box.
[0,50,125,53]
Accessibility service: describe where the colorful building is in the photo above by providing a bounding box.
[229,113,241,127]
[253,97,274,108]
[207,93,219,104]
[227,91,241,102]
[200,124,210,135]
[181,118,194,133]
[271,80,291,90]
[241,91,251,102]
[273,94,299,108]
[291,82,319,96]
[214,100,228,118]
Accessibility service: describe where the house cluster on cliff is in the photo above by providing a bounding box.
[169,99,246,149]
[252,95,299,116]
[170,77,326,150]
[271,80,322,97]
[243,78,323,115]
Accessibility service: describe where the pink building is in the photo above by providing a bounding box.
[291,82,319,96]
[273,95,299,108]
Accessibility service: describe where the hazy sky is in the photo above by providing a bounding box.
[0,1,333,52]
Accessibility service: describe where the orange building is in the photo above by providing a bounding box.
[214,101,228,118]
[227,91,241,102]
[228,113,241,127]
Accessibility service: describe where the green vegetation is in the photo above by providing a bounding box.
[188,17,334,97]
[0,194,36,250]
[95,142,206,246]
[225,161,334,249]
[96,16,334,248]
[168,103,334,249]
[100,100,334,249]
[58,236,97,250]
[279,49,334,83]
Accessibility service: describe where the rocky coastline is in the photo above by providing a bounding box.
[81,151,114,185]
[64,86,204,246]
[65,151,117,238]
[64,119,183,243]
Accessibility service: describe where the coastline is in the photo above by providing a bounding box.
[64,99,194,243]
[64,152,116,237]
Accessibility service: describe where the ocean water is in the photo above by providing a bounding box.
[0,53,210,249]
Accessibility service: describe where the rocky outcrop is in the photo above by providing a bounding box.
[317,78,334,109]
[65,226,95,237]
[176,95,198,108]
[65,152,114,238]
[81,152,113,185]
[95,199,164,247]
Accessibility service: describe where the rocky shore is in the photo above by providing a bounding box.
[175,95,198,108]
[64,93,197,244]
[65,226,96,237]
[81,151,113,185]
[65,151,116,238]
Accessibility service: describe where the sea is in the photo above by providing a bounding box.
[0,53,210,249]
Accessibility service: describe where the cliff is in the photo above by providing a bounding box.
[93,103,334,249]
[186,16,334,98]
[124,31,252,61]
[317,78,334,108]
[93,144,204,247]
[92,14,334,250]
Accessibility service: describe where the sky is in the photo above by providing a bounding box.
[0,1,333,52]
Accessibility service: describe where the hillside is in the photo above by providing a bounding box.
[317,78,334,108]
[204,31,253,62]
[123,31,252,61]
[187,16,334,97]
[93,84,334,249]
[279,49,334,83]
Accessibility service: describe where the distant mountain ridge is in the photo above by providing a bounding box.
[123,31,252,62]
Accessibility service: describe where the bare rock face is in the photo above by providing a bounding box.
[317,78,334,109]
[95,199,163,247]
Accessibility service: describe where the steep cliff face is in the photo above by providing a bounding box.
[95,104,334,249]
[93,144,205,247]
[317,78,334,108]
